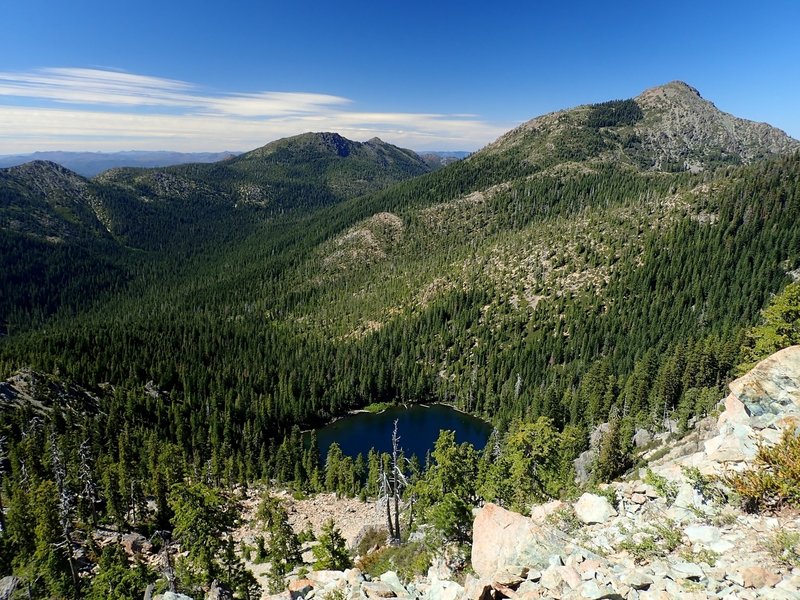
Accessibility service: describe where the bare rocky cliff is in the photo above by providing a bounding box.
[634,81,800,172]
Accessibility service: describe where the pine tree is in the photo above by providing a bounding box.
[312,519,351,571]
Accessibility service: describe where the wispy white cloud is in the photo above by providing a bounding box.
[0,67,515,152]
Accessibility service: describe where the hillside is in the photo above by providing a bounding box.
[0,134,431,326]
[2,83,799,426]
[97,133,431,212]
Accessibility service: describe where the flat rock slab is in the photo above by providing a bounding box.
[362,581,397,599]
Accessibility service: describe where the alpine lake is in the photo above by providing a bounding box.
[314,403,492,461]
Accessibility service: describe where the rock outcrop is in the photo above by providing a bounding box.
[471,503,568,579]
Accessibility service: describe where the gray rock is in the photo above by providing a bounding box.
[462,575,493,600]
[561,566,582,590]
[500,565,530,579]
[379,571,408,597]
[683,525,721,545]
[362,581,397,599]
[540,565,564,590]
[549,554,565,566]
[633,429,653,448]
[670,561,704,581]
[577,580,617,599]
[619,571,653,590]
[704,426,758,462]
[775,579,800,596]
[421,577,463,600]
[574,493,618,525]
[345,568,364,587]
[728,346,800,415]
[490,569,524,587]
[309,570,346,587]
[516,580,539,594]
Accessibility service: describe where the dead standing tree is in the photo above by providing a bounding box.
[378,420,407,544]
[50,433,80,591]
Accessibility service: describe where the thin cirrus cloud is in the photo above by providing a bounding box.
[0,67,513,152]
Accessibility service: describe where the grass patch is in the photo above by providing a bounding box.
[545,506,583,534]
[356,541,430,583]
[765,531,800,568]
[618,519,683,564]
[680,548,719,567]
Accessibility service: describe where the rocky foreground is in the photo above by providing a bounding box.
[152,346,800,600]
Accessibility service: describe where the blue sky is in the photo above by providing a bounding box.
[1,0,798,153]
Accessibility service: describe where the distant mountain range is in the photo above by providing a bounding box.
[0,147,472,178]
[0,150,241,177]
[417,151,471,169]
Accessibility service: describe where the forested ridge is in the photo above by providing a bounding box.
[1,88,800,596]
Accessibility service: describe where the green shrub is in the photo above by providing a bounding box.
[313,519,352,571]
[722,429,800,512]
[356,541,430,583]
[356,526,389,557]
[618,519,682,564]
[644,468,678,504]
[683,466,725,505]
[545,506,582,534]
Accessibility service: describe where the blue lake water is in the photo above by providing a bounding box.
[314,403,493,460]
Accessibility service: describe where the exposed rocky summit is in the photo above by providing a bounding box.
[634,81,800,172]
[486,81,799,173]
[0,160,110,240]
[0,368,99,415]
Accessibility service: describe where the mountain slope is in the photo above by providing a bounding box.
[486,80,800,172]
[97,132,431,212]
[1,80,799,450]
[0,160,110,241]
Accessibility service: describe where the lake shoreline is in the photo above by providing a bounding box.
[309,402,492,460]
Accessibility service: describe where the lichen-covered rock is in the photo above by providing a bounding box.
[729,346,800,416]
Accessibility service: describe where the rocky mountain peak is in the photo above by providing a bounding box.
[637,80,703,102]
[485,81,799,173]
[3,159,88,193]
[633,81,800,171]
